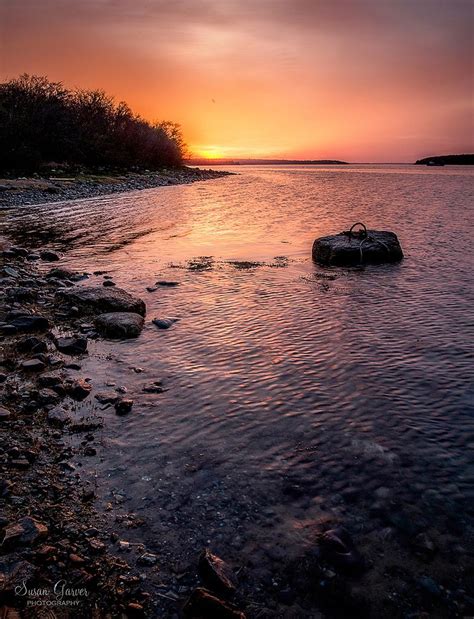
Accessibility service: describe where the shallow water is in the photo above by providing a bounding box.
[3,164,474,604]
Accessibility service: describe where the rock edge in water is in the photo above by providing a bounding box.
[312,229,404,266]
[94,312,145,339]
[56,286,146,316]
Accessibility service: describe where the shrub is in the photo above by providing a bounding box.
[0,74,186,173]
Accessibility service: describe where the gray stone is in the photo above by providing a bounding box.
[0,406,11,421]
[56,286,146,316]
[47,407,71,427]
[55,336,88,355]
[9,246,29,257]
[9,315,49,333]
[152,318,177,330]
[40,250,60,262]
[65,378,92,401]
[21,359,46,372]
[115,399,133,415]
[94,391,119,404]
[312,228,403,266]
[17,336,47,353]
[94,312,144,339]
[143,382,165,394]
[38,388,61,405]
[38,373,62,387]
[136,552,158,566]
[46,267,87,281]
[156,280,180,287]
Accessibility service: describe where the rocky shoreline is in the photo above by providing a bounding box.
[0,245,252,618]
[0,167,232,208]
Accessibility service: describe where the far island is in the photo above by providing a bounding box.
[415,154,474,166]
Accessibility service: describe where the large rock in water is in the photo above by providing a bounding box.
[56,286,146,316]
[95,312,144,339]
[312,229,403,266]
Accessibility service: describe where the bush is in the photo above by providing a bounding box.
[0,74,185,174]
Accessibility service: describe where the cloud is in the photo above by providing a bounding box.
[0,0,472,160]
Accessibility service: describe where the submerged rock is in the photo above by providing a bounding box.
[94,312,144,339]
[312,225,403,266]
[156,280,180,287]
[199,548,238,596]
[143,381,166,393]
[319,527,365,574]
[47,407,71,427]
[47,267,87,281]
[115,399,133,415]
[152,317,178,330]
[57,286,146,316]
[65,378,92,401]
[94,391,119,404]
[40,250,60,262]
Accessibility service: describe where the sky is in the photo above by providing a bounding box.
[1,0,473,162]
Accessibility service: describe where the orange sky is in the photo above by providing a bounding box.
[1,0,473,162]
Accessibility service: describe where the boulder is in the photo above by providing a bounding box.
[56,286,146,316]
[312,224,403,266]
[95,312,144,339]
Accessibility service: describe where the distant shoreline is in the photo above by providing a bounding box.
[187,158,348,165]
[189,157,474,166]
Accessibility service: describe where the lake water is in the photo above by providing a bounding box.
[2,164,474,615]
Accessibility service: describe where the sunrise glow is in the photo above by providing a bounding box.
[1,1,473,161]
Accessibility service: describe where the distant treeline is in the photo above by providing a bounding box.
[415,154,474,165]
[0,75,186,174]
[187,158,348,165]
